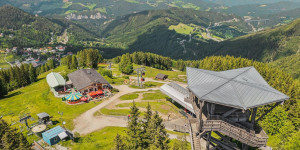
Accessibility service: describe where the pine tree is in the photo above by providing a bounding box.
[29,64,36,83]
[0,119,30,149]
[150,111,169,149]
[141,103,153,148]
[126,101,142,149]
[71,55,78,70]
[0,77,7,98]
[114,133,125,150]
[40,65,45,74]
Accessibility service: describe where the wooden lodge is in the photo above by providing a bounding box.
[160,67,289,150]
[67,69,111,94]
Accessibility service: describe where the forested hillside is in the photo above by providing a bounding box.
[100,8,251,59]
[0,5,99,48]
[269,53,300,80]
[212,18,300,62]
[0,0,218,18]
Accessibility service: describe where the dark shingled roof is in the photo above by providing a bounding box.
[68,69,109,90]
[156,73,168,79]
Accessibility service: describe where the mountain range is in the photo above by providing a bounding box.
[0,4,299,79]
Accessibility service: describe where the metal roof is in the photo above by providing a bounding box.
[42,126,65,139]
[37,112,50,119]
[160,82,194,113]
[46,72,66,88]
[186,67,289,110]
[68,69,109,90]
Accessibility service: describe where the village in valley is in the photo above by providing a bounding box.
[0,45,68,70]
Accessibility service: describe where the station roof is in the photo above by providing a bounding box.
[42,126,65,140]
[186,67,289,110]
[46,72,66,88]
[160,82,194,113]
[37,112,50,119]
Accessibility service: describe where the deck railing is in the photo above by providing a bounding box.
[202,116,268,147]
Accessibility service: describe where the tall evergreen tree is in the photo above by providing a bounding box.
[150,111,169,150]
[0,77,7,97]
[71,55,78,70]
[126,101,142,149]
[28,64,36,83]
[141,103,153,148]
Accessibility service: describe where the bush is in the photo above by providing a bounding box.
[111,88,119,93]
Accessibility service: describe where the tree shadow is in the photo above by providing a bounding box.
[2,91,22,99]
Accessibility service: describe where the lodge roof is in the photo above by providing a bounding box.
[186,67,289,110]
[67,69,109,90]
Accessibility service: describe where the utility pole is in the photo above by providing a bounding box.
[58,111,64,127]
[135,67,145,88]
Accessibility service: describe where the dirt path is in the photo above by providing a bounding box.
[73,78,188,135]
[72,85,160,135]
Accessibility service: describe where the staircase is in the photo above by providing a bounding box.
[201,118,268,147]
[188,118,202,150]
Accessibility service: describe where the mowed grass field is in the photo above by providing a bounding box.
[0,66,100,133]
[169,23,194,35]
[107,63,186,82]
[64,126,191,150]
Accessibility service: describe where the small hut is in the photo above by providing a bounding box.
[155,73,168,80]
[46,72,66,96]
[37,112,50,124]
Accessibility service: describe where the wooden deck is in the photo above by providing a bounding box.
[202,119,268,148]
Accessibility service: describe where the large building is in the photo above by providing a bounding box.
[160,67,289,150]
[67,69,111,93]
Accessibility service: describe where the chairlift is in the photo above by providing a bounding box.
[141,77,145,82]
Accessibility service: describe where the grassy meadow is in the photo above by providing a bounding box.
[119,93,139,100]
[64,126,190,150]
[0,66,101,134]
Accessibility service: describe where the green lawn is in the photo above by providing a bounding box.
[116,101,179,115]
[107,63,186,82]
[96,108,146,116]
[134,64,186,82]
[0,66,101,132]
[64,126,190,150]
[96,108,130,116]
[65,126,127,150]
[169,23,194,35]
[120,93,139,100]
[142,90,169,100]
[129,81,164,89]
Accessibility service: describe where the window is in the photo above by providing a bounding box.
[54,137,58,142]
